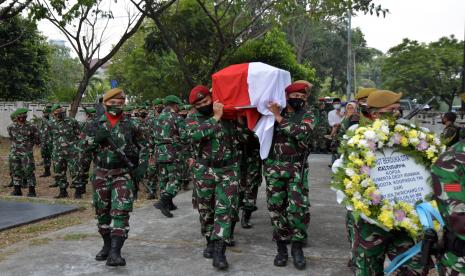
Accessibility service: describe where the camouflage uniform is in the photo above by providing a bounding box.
[312,106,329,153]
[185,112,244,243]
[74,115,96,192]
[145,113,159,197]
[432,140,465,275]
[152,107,186,201]
[49,116,81,191]
[441,124,462,148]
[7,121,40,188]
[88,114,147,238]
[36,115,52,174]
[239,131,262,213]
[264,109,313,242]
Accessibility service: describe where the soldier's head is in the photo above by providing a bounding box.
[152,98,163,114]
[43,105,52,119]
[123,105,134,118]
[51,104,66,121]
[318,99,326,110]
[367,90,402,119]
[139,105,148,119]
[163,95,182,113]
[442,112,457,125]
[285,81,312,112]
[189,85,212,116]
[85,107,96,121]
[103,88,126,116]
[11,108,28,124]
[355,88,376,105]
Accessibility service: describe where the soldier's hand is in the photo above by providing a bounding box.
[94,129,110,144]
[268,102,283,123]
[187,158,195,167]
[132,164,147,182]
[213,101,224,121]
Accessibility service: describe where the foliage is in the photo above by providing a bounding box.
[382,36,464,110]
[0,15,50,101]
[0,0,32,21]
[47,44,82,102]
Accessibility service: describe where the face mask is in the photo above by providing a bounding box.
[288,98,305,111]
[197,104,213,116]
[44,114,50,119]
[359,104,368,115]
[106,105,123,116]
[55,112,65,120]
[17,116,27,123]
[157,107,163,113]
[139,112,148,118]
[333,104,341,110]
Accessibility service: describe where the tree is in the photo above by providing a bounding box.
[0,15,49,101]
[382,36,463,110]
[0,0,32,21]
[32,0,153,117]
[47,44,82,102]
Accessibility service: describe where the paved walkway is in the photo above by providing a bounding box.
[0,154,352,276]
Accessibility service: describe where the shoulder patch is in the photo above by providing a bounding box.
[444,183,462,193]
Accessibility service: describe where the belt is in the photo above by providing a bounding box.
[197,157,239,168]
[444,228,465,257]
[267,154,305,163]
[96,160,126,170]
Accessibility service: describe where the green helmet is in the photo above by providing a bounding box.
[163,95,182,105]
[10,108,28,120]
[152,98,163,105]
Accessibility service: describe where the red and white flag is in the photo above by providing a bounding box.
[212,62,291,159]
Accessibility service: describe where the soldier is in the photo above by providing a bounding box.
[88,88,147,266]
[7,108,40,197]
[74,107,97,196]
[145,99,164,200]
[123,105,134,118]
[239,130,261,229]
[179,104,193,191]
[37,104,53,177]
[441,112,463,148]
[347,90,425,275]
[311,99,329,153]
[49,104,81,198]
[431,140,465,275]
[153,95,186,217]
[186,85,247,270]
[265,81,313,270]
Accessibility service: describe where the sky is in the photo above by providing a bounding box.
[352,0,465,53]
[37,0,465,56]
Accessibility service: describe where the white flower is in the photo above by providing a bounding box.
[353,192,362,200]
[345,168,356,177]
[365,151,375,158]
[332,158,343,173]
[348,124,359,131]
[361,179,370,188]
[419,132,426,140]
[381,125,390,134]
[420,127,430,133]
[343,134,348,140]
[359,139,369,148]
[387,141,394,147]
[408,137,420,145]
[433,137,441,146]
[377,141,384,148]
[428,145,438,153]
[364,130,377,140]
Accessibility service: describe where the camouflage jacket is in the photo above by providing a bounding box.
[7,122,39,155]
[432,140,465,239]
[87,114,148,169]
[185,112,246,162]
[49,117,81,153]
[441,124,461,147]
[152,108,187,163]
[35,117,52,145]
[267,109,314,160]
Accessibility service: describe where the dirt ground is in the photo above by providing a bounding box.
[0,137,156,249]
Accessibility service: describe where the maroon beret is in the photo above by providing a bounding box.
[285,82,310,95]
[189,85,210,104]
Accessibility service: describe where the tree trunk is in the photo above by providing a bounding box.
[69,70,91,118]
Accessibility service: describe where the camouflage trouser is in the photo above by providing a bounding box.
[9,151,36,187]
[92,167,134,237]
[158,162,181,198]
[312,127,328,152]
[73,152,92,188]
[438,250,465,275]
[52,151,79,189]
[40,144,52,169]
[145,163,158,194]
[348,212,424,276]
[264,160,310,242]
[192,162,240,243]
[239,157,262,212]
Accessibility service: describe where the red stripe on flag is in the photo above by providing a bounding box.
[444,184,462,193]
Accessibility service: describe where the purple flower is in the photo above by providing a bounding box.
[392,133,402,144]
[394,209,406,221]
[370,193,381,205]
[360,165,371,175]
[416,140,428,151]
[367,141,376,151]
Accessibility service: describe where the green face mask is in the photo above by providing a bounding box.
[106,105,123,116]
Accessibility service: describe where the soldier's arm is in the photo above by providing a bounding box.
[442,127,457,146]
[185,114,221,142]
[278,112,314,143]
[134,123,149,164]
[32,125,40,145]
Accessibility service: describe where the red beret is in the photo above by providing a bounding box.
[285,82,310,95]
[189,85,210,104]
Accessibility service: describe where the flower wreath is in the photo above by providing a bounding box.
[331,118,446,239]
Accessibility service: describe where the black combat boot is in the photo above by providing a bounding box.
[21,179,27,188]
[10,185,22,196]
[291,241,306,270]
[227,221,236,246]
[241,209,252,229]
[95,233,111,261]
[274,240,288,267]
[106,236,126,266]
[82,185,86,194]
[40,167,51,177]
[203,236,214,259]
[74,187,83,199]
[169,197,177,211]
[27,186,36,197]
[154,195,173,218]
[54,188,68,198]
[147,192,156,200]
[212,239,228,270]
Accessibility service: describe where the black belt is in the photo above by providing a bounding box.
[444,228,465,257]
[96,160,126,170]
[197,157,239,168]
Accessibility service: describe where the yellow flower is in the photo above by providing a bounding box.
[408,130,418,138]
[355,127,367,135]
[378,209,394,229]
[352,199,371,216]
[365,155,375,166]
[394,125,405,132]
[372,120,383,130]
[400,137,409,147]
[351,174,361,184]
[398,202,414,213]
[363,186,377,198]
[353,158,364,167]
[426,149,435,159]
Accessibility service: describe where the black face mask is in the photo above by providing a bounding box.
[288,98,305,111]
[157,107,164,113]
[44,114,50,119]
[55,112,65,120]
[139,112,148,118]
[17,116,27,123]
[197,104,213,116]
